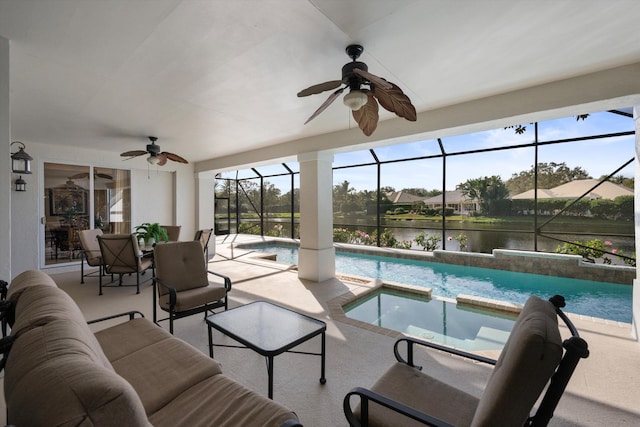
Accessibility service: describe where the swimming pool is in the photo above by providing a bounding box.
[245,243,632,323]
[345,289,516,351]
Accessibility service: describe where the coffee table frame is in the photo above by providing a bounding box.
[206,300,327,399]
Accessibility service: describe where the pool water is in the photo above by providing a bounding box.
[247,244,632,323]
[345,289,517,351]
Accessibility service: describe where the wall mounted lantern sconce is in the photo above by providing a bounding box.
[14,176,26,192]
[10,141,33,174]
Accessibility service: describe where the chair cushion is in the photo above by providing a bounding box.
[80,228,103,266]
[471,296,563,427]
[158,283,227,312]
[154,241,209,295]
[365,362,479,427]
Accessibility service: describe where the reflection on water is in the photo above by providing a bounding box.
[345,289,517,351]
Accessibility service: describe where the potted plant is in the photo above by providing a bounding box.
[134,222,169,246]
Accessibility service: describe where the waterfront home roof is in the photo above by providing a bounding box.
[423,190,473,205]
[386,191,425,204]
[511,179,633,200]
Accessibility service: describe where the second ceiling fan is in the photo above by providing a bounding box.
[297,44,416,136]
[120,136,188,166]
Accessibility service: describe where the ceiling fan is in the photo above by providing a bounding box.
[68,170,113,180]
[120,136,188,166]
[297,44,416,136]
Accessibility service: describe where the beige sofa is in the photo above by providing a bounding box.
[2,270,301,426]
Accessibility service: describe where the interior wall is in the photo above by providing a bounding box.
[0,36,10,280]
[131,168,174,230]
[8,141,195,276]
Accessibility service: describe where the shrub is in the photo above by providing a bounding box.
[414,232,441,251]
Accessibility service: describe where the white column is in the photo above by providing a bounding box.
[0,36,11,279]
[297,151,335,282]
[196,171,216,257]
[632,105,640,340]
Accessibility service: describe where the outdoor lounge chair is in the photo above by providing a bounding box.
[153,240,231,334]
[344,295,589,427]
[194,228,213,259]
[161,225,181,241]
[97,234,153,295]
[78,228,104,283]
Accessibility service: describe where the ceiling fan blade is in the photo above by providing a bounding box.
[163,152,189,164]
[353,69,393,91]
[120,150,147,158]
[156,153,168,166]
[297,80,344,97]
[373,82,417,121]
[303,87,345,125]
[96,173,113,180]
[352,92,379,136]
[68,172,89,179]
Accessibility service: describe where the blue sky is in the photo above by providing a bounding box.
[333,109,635,192]
[224,109,635,193]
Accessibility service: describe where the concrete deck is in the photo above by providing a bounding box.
[2,234,639,426]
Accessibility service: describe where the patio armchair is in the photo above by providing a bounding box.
[162,225,181,241]
[97,234,153,295]
[194,228,213,259]
[153,240,231,334]
[344,295,589,427]
[78,228,104,283]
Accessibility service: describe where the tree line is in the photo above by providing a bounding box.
[216,161,633,220]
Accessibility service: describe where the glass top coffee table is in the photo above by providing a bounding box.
[206,301,327,399]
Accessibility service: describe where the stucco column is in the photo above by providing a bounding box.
[0,37,11,279]
[196,171,216,258]
[297,151,335,282]
[633,105,640,340]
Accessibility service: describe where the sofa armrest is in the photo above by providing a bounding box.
[344,386,455,427]
[393,337,496,370]
[87,310,145,325]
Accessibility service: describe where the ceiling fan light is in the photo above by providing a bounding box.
[147,155,160,165]
[343,90,368,111]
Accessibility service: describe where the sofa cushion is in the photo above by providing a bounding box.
[10,284,113,370]
[149,374,299,427]
[94,317,178,362]
[471,296,563,426]
[6,269,57,305]
[97,319,223,415]
[4,320,149,426]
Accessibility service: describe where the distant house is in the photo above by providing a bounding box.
[511,179,633,200]
[423,190,479,215]
[385,191,424,204]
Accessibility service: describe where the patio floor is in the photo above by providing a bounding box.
[2,234,639,426]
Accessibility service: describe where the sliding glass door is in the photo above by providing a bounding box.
[43,163,131,266]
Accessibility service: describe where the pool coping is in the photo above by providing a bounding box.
[326,275,527,348]
[232,237,635,285]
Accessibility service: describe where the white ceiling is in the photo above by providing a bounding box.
[1,0,640,167]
